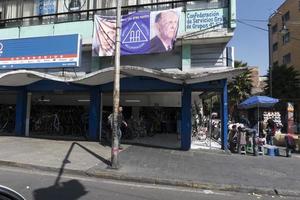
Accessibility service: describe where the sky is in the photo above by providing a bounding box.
[228,0,285,76]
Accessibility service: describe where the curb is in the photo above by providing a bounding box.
[0,160,299,198]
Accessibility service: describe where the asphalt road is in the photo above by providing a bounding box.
[0,166,294,200]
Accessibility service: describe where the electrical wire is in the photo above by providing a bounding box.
[236,19,268,32]
[237,19,300,41]
[238,18,268,22]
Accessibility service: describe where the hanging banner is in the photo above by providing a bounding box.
[36,0,57,15]
[0,34,81,69]
[92,8,181,57]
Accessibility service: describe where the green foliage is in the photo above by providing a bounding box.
[264,64,300,99]
[228,61,253,121]
[228,61,253,105]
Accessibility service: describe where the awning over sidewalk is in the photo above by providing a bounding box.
[0,66,246,87]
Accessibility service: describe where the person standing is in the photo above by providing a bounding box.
[266,119,276,145]
[108,107,127,149]
[229,125,238,153]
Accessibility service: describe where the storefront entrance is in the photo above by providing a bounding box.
[29,92,89,139]
[100,92,181,149]
[0,91,16,134]
[191,91,222,150]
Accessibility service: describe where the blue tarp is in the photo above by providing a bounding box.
[239,96,279,109]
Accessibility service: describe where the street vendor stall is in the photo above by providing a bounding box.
[239,96,279,135]
[238,96,280,155]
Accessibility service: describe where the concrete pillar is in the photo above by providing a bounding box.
[25,92,32,137]
[15,88,27,136]
[221,79,228,150]
[182,44,191,72]
[99,93,103,142]
[88,87,101,141]
[181,85,192,150]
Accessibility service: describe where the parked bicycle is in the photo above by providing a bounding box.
[0,105,15,134]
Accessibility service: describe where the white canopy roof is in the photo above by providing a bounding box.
[0,66,246,87]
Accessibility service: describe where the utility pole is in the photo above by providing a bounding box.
[111,0,122,169]
[268,22,272,97]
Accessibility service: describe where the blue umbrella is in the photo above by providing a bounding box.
[238,96,279,134]
[239,96,279,109]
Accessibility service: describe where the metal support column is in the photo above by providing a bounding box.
[25,92,32,137]
[15,88,27,136]
[181,84,192,150]
[221,79,228,150]
[88,87,101,141]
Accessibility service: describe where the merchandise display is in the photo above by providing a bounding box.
[263,112,283,127]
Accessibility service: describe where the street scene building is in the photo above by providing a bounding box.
[0,0,239,150]
[1,1,300,199]
[269,0,300,130]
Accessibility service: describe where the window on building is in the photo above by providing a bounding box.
[282,11,290,23]
[0,0,230,26]
[283,53,291,65]
[273,42,278,51]
[282,32,290,44]
[273,61,279,66]
[272,24,278,34]
[186,0,228,10]
[0,1,3,18]
[3,0,20,19]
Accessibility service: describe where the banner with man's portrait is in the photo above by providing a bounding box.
[92,8,181,57]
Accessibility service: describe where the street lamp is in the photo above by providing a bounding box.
[268,21,272,97]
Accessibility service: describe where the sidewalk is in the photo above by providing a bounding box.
[0,136,300,197]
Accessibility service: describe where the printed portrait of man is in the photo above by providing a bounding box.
[150,10,179,53]
[93,16,116,57]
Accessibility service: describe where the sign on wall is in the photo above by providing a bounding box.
[36,0,57,15]
[0,34,81,69]
[64,0,86,11]
[186,8,228,32]
[92,8,181,57]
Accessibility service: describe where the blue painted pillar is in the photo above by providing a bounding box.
[15,88,27,136]
[221,79,228,150]
[181,84,192,150]
[88,88,101,141]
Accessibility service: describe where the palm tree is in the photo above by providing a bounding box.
[265,64,300,100]
[228,61,253,121]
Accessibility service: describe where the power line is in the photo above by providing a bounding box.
[236,19,268,32]
[237,19,300,41]
[238,18,268,22]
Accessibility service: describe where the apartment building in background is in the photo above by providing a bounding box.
[269,0,300,130]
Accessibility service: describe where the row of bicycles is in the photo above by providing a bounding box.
[30,105,89,137]
[0,105,15,134]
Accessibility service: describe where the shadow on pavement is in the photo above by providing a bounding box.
[54,142,111,185]
[33,180,88,200]
[33,142,110,200]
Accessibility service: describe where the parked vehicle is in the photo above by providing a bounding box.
[0,185,25,200]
